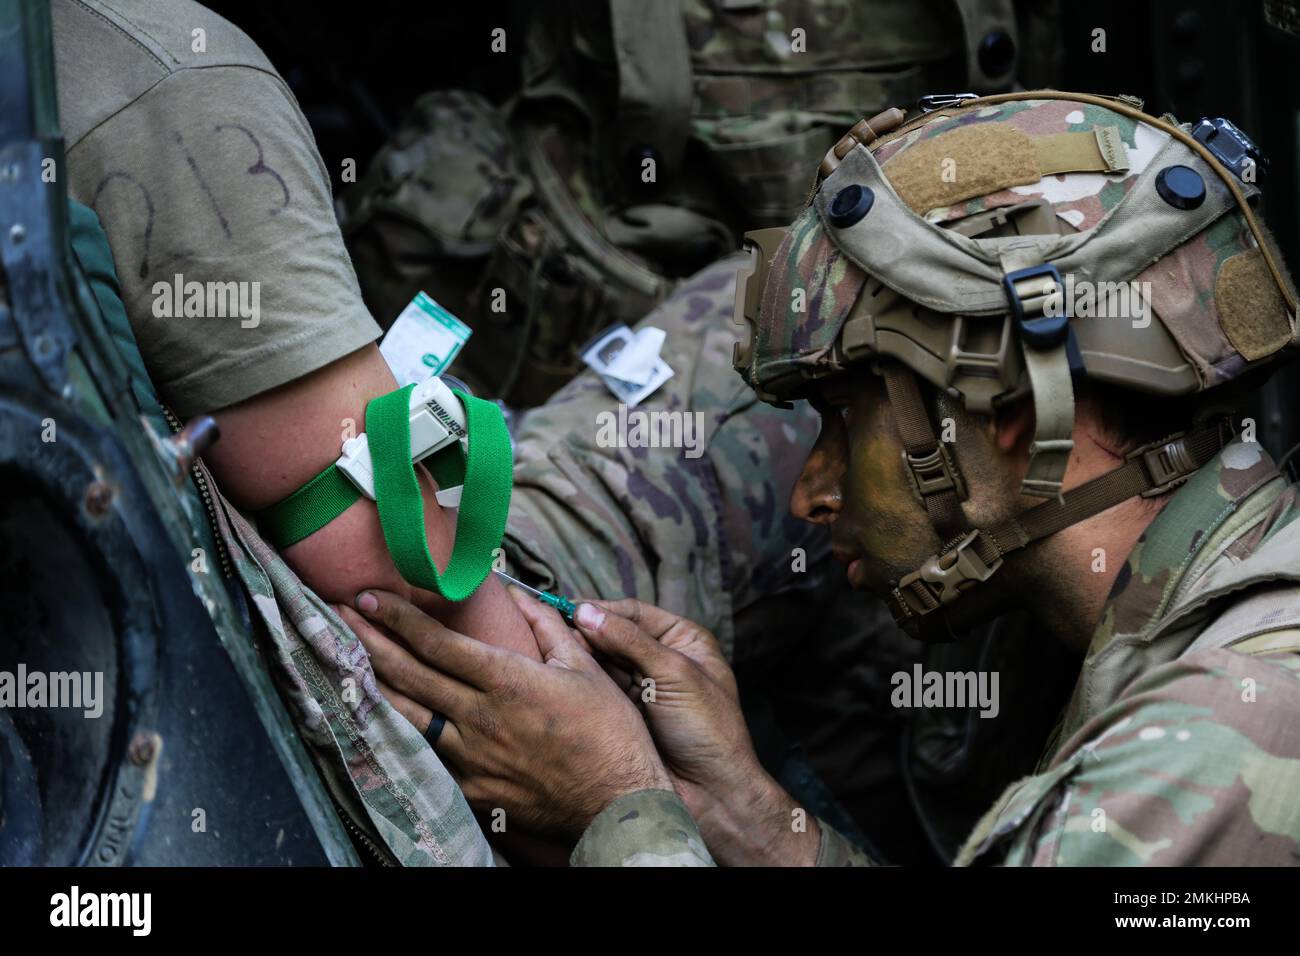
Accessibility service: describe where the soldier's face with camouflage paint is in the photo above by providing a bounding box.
[792,366,1146,641]
[792,371,1026,596]
[792,372,945,593]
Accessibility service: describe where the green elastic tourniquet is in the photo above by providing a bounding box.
[425,440,467,494]
[254,384,512,603]
[368,385,512,601]
[257,462,362,548]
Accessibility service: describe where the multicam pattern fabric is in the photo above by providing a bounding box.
[595,442,1300,866]
[199,254,900,868]
[880,100,1290,392]
[1063,439,1300,738]
[681,0,955,72]
[744,95,1294,404]
[503,254,841,659]
[875,98,1162,230]
[571,787,877,867]
[342,90,529,257]
[570,789,714,867]
[815,821,876,866]
[204,464,495,867]
[340,90,532,329]
[742,206,866,399]
[912,99,1144,209]
[955,440,1300,865]
[682,0,958,223]
[1134,213,1258,388]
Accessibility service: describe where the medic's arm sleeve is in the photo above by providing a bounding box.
[569,789,715,867]
[815,818,877,866]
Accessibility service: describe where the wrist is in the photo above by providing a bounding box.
[583,752,673,834]
[692,764,820,867]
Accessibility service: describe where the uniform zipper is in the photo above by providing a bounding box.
[160,403,234,581]
[328,790,398,867]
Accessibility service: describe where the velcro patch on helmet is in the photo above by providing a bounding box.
[1216,249,1293,361]
[1034,127,1130,175]
[883,124,1041,216]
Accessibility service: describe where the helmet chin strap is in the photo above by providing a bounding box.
[879,361,970,540]
[877,361,1236,642]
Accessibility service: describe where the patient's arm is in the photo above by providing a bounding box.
[202,344,539,659]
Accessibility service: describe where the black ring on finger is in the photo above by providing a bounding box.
[424,710,447,748]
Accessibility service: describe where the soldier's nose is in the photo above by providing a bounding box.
[791,454,843,526]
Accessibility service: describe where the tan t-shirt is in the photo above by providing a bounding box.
[52,0,381,415]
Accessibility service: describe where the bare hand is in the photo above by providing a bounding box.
[574,599,820,866]
[344,588,672,841]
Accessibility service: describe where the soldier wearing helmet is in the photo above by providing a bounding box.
[341,0,1061,863]
[736,92,1297,648]
[349,91,1300,867]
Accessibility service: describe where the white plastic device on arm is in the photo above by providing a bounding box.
[335,376,468,507]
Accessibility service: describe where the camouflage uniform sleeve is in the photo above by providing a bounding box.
[570,789,715,867]
[502,256,837,662]
[815,818,876,866]
[956,647,1300,866]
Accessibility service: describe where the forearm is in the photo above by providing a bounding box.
[689,768,822,867]
[204,344,539,659]
[568,779,857,867]
[693,772,875,865]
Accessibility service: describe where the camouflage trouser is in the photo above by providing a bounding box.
[502,255,930,861]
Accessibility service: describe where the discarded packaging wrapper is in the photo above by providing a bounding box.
[381,292,472,387]
[581,324,674,407]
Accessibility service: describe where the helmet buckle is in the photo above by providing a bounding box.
[1003,263,1068,350]
[1129,432,1200,497]
[904,444,966,501]
[898,530,1002,608]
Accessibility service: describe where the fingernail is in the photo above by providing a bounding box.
[356,592,378,613]
[575,603,604,630]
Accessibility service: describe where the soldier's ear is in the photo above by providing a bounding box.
[993,396,1035,457]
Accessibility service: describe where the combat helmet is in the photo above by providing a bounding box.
[734,91,1299,642]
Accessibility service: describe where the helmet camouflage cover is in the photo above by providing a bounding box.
[734,91,1300,639]
[737,91,1296,411]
